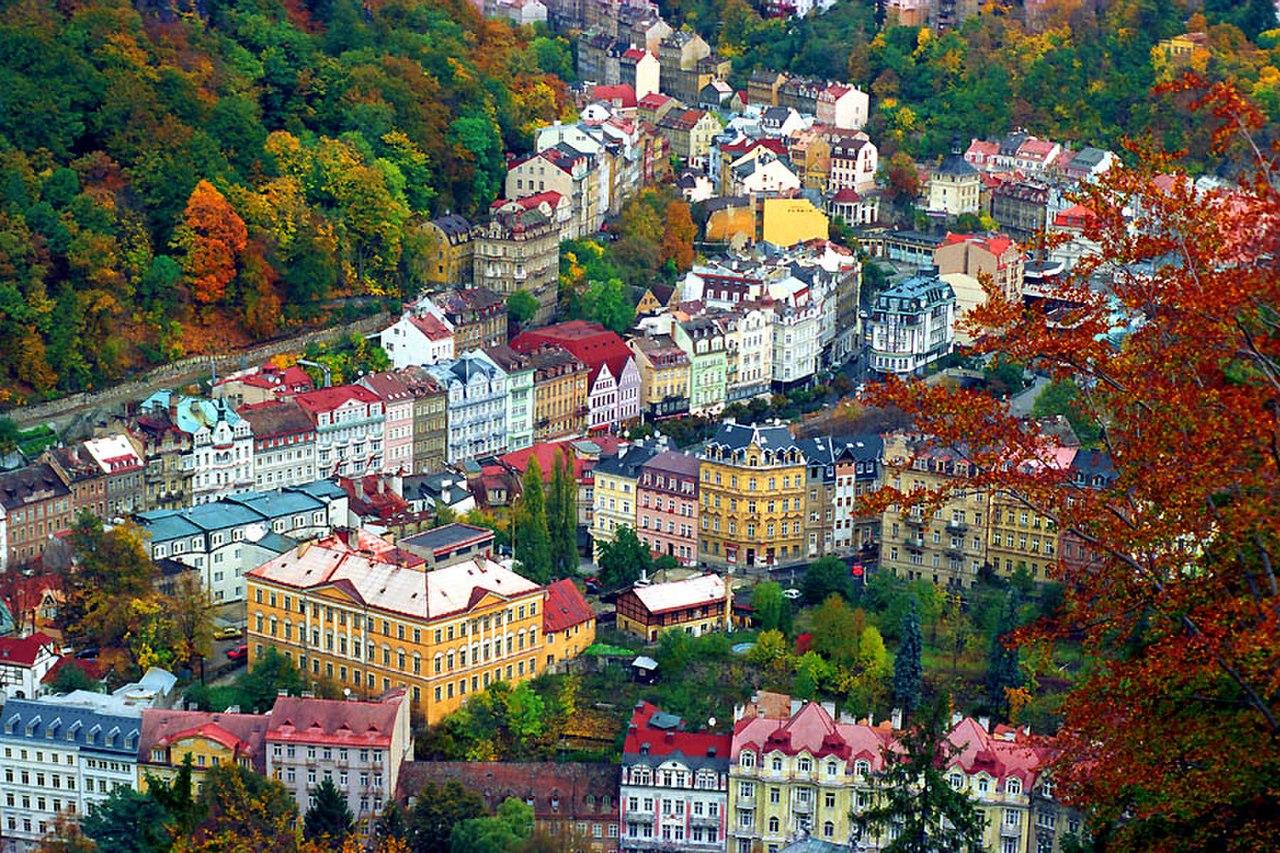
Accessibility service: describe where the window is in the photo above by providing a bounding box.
[1006,778,1022,795]
[740,751,755,768]
[767,816,780,834]
[950,773,964,789]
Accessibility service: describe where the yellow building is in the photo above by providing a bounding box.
[424,214,475,286]
[245,531,557,725]
[728,700,892,850]
[628,334,691,420]
[788,130,831,192]
[591,443,659,560]
[527,346,590,441]
[137,709,268,794]
[986,446,1075,582]
[705,198,757,245]
[878,433,991,590]
[615,573,730,642]
[761,198,828,247]
[698,422,807,570]
[542,578,597,669]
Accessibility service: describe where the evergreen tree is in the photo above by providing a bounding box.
[548,450,578,577]
[514,457,552,583]
[893,597,924,718]
[986,590,1023,716]
[597,526,652,590]
[303,776,355,843]
[81,788,172,853]
[147,754,204,838]
[859,694,986,852]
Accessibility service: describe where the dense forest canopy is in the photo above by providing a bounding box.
[0,0,575,403]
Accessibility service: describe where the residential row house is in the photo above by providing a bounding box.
[635,449,700,567]
[591,442,660,560]
[425,353,510,465]
[43,435,145,521]
[137,393,254,505]
[244,529,594,724]
[472,203,561,325]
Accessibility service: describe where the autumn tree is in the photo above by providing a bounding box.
[167,574,215,675]
[860,83,1280,847]
[659,200,696,272]
[174,180,248,306]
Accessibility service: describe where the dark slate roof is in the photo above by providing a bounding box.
[237,399,316,440]
[1069,449,1117,489]
[0,463,71,511]
[832,434,883,464]
[592,443,659,479]
[705,421,802,454]
[399,523,493,555]
[703,195,750,213]
[431,214,472,243]
[1,696,141,757]
[936,150,979,177]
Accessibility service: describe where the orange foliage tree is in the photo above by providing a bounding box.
[659,199,697,271]
[861,80,1280,849]
[175,179,248,305]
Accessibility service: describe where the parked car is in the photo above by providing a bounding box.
[214,624,243,641]
[226,643,248,662]
[74,646,99,660]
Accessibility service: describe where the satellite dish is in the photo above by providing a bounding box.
[708,716,716,728]
[243,523,266,543]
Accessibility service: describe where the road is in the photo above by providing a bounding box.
[1008,374,1049,417]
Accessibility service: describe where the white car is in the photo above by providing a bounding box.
[782,588,802,600]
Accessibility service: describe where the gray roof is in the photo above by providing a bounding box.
[400,523,493,555]
[936,150,978,177]
[704,421,801,455]
[1072,146,1108,168]
[1,696,142,757]
[875,271,956,311]
[593,444,659,479]
[0,463,71,510]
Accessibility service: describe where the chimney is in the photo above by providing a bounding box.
[377,477,386,495]
[979,715,991,733]
[891,707,903,730]
[665,731,675,743]
[951,711,964,727]
[355,478,365,501]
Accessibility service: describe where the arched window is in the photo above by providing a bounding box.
[771,756,783,772]
[797,757,812,773]
[768,817,780,834]
[823,821,834,838]
[1006,778,1022,795]
[826,760,839,777]
[855,760,870,777]
[740,751,755,768]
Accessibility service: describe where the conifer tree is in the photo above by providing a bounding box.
[986,590,1023,716]
[514,457,552,583]
[303,777,355,843]
[548,450,578,577]
[893,596,924,718]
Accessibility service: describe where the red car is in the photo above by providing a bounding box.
[226,643,249,662]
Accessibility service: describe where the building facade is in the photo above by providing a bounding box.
[636,450,699,567]
[472,206,561,324]
[426,354,509,465]
[592,444,659,560]
[867,270,956,378]
[615,574,730,642]
[527,347,590,441]
[293,386,387,478]
[482,346,536,452]
[358,371,417,475]
[0,464,74,570]
[402,368,449,476]
[629,335,691,420]
[698,423,806,571]
[238,400,318,491]
[674,317,728,416]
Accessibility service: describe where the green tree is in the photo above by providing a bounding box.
[1031,378,1102,445]
[373,801,409,846]
[656,627,696,671]
[858,694,986,852]
[48,662,98,694]
[408,781,486,853]
[986,590,1024,716]
[503,682,546,747]
[148,755,204,840]
[793,651,832,700]
[802,556,852,604]
[238,647,307,713]
[547,450,578,578]
[581,277,634,333]
[811,594,859,667]
[858,625,892,678]
[303,777,355,843]
[507,290,539,327]
[751,581,787,633]
[596,526,652,590]
[450,798,534,853]
[893,597,924,718]
[81,788,172,853]
[514,457,552,584]
[167,573,214,674]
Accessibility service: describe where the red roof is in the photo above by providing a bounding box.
[946,716,1052,787]
[622,47,647,61]
[591,83,637,109]
[0,632,56,667]
[293,384,382,417]
[623,701,731,762]
[942,232,1016,259]
[42,655,103,685]
[409,313,453,342]
[1017,138,1057,159]
[267,691,406,748]
[510,321,631,373]
[1053,203,1098,228]
[543,579,594,634]
[494,191,565,212]
[831,188,863,203]
[638,93,672,109]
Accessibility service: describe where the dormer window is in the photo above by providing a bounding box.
[1006,779,1022,796]
[949,772,964,789]
[740,751,755,768]
[854,760,870,777]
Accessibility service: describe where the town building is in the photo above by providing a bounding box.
[673,316,728,416]
[728,699,894,851]
[697,421,808,571]
[826,132,877,193]
[928,138,982,216]
[788,129,831,192]
[592,443,659,559]
[423,214,475,286]
[934,232,1025,302]
[379,311,455,370]
[472,204,561,324]
[525,346,590,441]
[878,433,989,590]
[237,400,318,491]
[0,691,148,851]
[628,335,690,420]
[138,393,254,505]
[867,269,956,378]
[434,288,508,354]
[128,405,195,511]
[266,691,412,827]
[246,531,553,724]
[655,109,722,165]
[358,371,418,475]
[636,450,699,567]
[943,716,1048,853]
[0,633,58,702]
[827,188,880,226]
[397,762,620,851]
[44,435,145,522]
[134,482,345,604]
[990,179,1050,241]
[620,47,661,100]
[718,307,773,404]
[768,297,821,391]
[511,321,641,433]
[211,362,313,408]
[398,523,496,570]
[293,385,386,477]
[816,83,869,131]
[480,346,535,452]
[425,354,509,465]
[798,436,837,561]
[620,701,730,851]
[747,70,787,107]
[832,435,883,554]
[615,573,730,642]
[401,368,449,476]
[542,578,597,670]
[0,464,74,571]
[137,708,269,791]
[761,198,828,248]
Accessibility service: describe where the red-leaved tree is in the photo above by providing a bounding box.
[861,78,1280,849]
[176,179,248,305]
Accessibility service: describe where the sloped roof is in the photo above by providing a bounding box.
[543,579,594,634]
[139,708,270,774]
[408,313,454,343]
[591,83,637,108]
[731,700,894,767]
[623,701,730,770]
[267,691,405,748]
[0,463,73,510]
[0,632,56,667]
[430,214,472,242]
[627,573,725,616]
[236,399,316,440]
[294,385,382,417]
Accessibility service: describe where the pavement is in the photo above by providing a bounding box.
[1008,374,1049,417]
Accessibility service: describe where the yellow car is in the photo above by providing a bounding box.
[214,624,243,641]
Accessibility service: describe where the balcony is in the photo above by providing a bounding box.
[792,799,813,814]
[946,520,968,533]
[905,536,925,550]
[1000,822,1023,838]
[690,813,720,827]
[904,514,926,528]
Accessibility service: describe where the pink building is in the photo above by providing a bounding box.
[359,371,417,475]
[637,450,700,566]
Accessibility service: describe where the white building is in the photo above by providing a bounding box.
[265,691,413,829]
[769,292,821,391]
[294,386,386,477]
[237,399,319,491]
[717,306,773,404]
[827,132,878,193]
[139,393,254,505]
[867,269,956,378]
[379,311,456,371]
[619,701,730,852]
[816,83,869,131]
[426,354,509,465]
[0,634,59,703]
